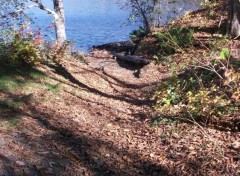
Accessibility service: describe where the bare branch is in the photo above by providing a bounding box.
[1,4,38,18]
[1,0,59,20]
[30,0,59,20]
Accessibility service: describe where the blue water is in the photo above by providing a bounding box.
[28,0,138,52]
[27,0,203,53]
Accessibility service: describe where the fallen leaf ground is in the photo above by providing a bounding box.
[0,50,239,175]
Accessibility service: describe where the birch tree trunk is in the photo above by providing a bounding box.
[29,0,67,44]
[53,0,67,44]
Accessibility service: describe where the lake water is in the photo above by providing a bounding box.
[28,0,203,53]
[29,0,137,52]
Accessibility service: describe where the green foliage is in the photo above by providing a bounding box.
[202,0,218,17]
[2,32,41,65]
[153,50,240,124]
[0,27,71,66]
[45,83,59,94]
[129,26,147,42]
[0,98,24,117]
[220,48,230,60]
[39,41,70,64]
[158,80,182,107]
[187,88,231,117]
[0,60,46,93]
[0,76,19,92]
[151,116,179,128]
[0,99,22,126]
[154,26,194,57]
[7,119,21,127]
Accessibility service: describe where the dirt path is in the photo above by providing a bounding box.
[0,49,239,175]
[0,51,167,175]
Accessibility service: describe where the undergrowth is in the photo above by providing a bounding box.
[0,32,41,66]
[153,26,194,63]
[152,46,240,130]
[0,26,76,67]
[129,26,148,43]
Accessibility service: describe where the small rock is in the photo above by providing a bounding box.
[0,140,6,147]
[123,155,128,160]
[172,133,180,139]
[150,153,155,157]
[106,123,112,127]
[16,160,26,166]
[232,141,240,149]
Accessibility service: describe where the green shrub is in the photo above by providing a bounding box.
[154,26,194,56]
[202,0,218,17]
[130,26,147,42]
[4,32,41,65]
[153,50,239,123]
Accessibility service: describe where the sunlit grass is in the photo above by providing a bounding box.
[44,82,60,94]
[0,76,19,92]
[7,118,21,127]
[0,60,46,93]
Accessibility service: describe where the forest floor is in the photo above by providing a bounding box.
[0,49,239,175]
[0,0,239,175]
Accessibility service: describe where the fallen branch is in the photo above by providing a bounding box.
[113,53,150,65]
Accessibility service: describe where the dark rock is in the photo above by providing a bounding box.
[91,41,136,53]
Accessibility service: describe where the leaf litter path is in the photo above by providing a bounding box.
[0,50,239,175]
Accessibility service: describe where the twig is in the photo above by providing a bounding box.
[180,112,212,141]
[218,16,223,28]
[188,64,224,79]
[184,111,227,154]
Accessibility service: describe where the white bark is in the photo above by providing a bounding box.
[53,0,67,44]
[30,0,67,44]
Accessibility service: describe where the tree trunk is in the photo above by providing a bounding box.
[134,0,154,34]
[229,0,240,37]
[53,0,66,44]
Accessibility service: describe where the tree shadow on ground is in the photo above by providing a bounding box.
[0,61,45,121]
[0,63,238,175]
[0,155,17,176]
[0,61,45,81]
[76,66,158,90]
[47,62,154,107]
[115,58,147,78]
[65,90,132,115]
[9,104,169,176]
[72,66,143,99]
[1,91,238,175]
[0,90,35,124]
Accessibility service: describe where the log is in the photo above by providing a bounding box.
[113,53,150,65]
